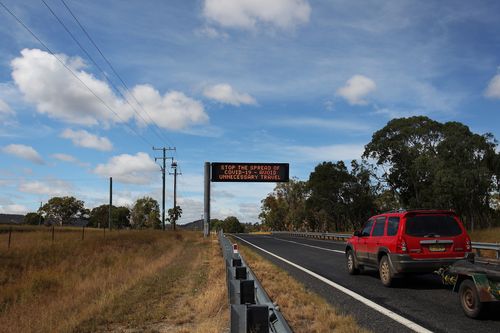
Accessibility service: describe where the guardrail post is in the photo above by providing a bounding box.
[230,304,269,333]
[234,266,247,279]
[230,305,247,333]
[246,305,270,333]
[230,279,255,305]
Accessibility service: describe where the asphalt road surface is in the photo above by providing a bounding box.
[232,233,500,333]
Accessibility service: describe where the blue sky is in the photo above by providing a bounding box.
[1,0,499,224]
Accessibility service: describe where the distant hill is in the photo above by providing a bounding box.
[179,219,203,230]
[0,214,24,224]
[0,214,90,226]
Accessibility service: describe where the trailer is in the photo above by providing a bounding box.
[437,254,500,318]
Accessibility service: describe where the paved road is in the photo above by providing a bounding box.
[233,234,500,333]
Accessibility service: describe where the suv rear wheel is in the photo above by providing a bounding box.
[379,255,394,287]
[346,250,359,275]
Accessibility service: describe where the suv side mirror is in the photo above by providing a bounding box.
[353,230,362,237]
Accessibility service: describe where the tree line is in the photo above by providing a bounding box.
[260,116,500,232]
[24,196,183,229]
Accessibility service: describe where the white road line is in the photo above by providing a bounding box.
[234,235,433,333]
[273,237,345,254]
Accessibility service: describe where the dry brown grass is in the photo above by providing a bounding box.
[0,228,228,333]
[469,227,500,258]
[236,243,370,333]
[470,227,500,243]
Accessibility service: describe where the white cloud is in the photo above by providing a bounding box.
[286,143,365,162]
[61,129,113,151]
[0,204,28,215]
[19,180,73,196]
[177,198,205,225]
[11,48,132,126]
[2,144,44,164]
[203,83,257,106]
[114,195,134,207]
[197,26,229,39]
[93,152,158,184]
[336,75,377,105]
[0,99,14,118]
[129,85,208,130]
[484,74,500,99]
[203,0,311,30]
[52,153,89,167]
[178,173,204,193]
[52,153,78,163]
[238,202,261,222]
[11,49,208,131]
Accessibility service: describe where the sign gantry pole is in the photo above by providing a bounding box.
[203,162,210,237]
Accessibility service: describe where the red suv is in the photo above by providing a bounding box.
[345,210,472,286]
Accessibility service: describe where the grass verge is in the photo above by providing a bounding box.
[235,241,370,333]
[0,229,228,333]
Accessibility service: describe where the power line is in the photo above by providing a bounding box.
[41,0,164,145]
[0,0,155,148]
[59,0,175,147]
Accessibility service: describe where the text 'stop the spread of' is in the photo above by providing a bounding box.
[211,163,289,182]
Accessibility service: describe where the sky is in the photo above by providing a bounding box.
[1,0,500,224]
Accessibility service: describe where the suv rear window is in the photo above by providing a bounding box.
[405,215,462,237]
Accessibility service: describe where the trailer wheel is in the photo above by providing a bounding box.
[459,279,483,318]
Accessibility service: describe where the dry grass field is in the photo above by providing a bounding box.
[470,226,500,243]
[236,243,369,333]
[1,224,497,333]
[0,227,228,333]
[470,227,500,258]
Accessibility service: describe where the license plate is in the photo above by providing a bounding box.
[429,245,446,252]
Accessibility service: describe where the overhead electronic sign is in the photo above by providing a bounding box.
[211,162,289,182]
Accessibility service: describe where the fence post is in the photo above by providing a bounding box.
[8,227,12,249]
[82,226,85,241]
[103,227,106,240]
[51,225,55,244]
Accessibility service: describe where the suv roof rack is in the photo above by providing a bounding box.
[382,209,406,214]
[382,208,456,214]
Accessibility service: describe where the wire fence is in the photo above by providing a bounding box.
[1,225,114,250]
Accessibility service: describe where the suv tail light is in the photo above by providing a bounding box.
[397,237,407,253]
[465,237,471,251]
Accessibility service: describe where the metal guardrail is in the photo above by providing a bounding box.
[271,231,500,259]
[472,242,500,259]
[218,231,293,333]
[272,231,351,241]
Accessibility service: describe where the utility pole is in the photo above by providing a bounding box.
[153,147,175,230]
[109,177,112,230]
[169,160,182,230]
[38,201,42,225]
